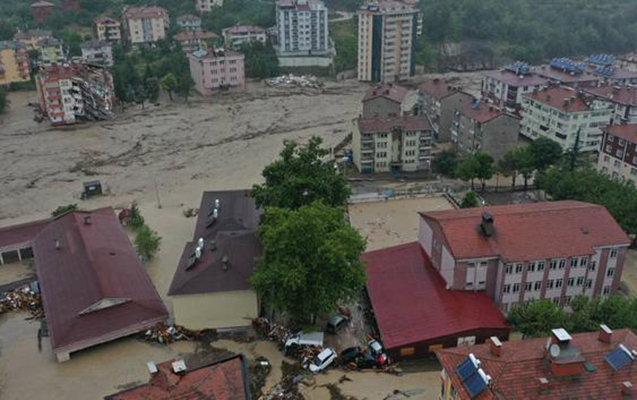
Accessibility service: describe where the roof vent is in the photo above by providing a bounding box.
[489,336,502,357]
[54,237,61,249]
[551,328,572,345]
[172,359,187,374]
[222,255,229,270]
[147,361,158,375]
[215,199,220,209]
[622,382,635,397]
[84,216,91,225]
[538,377,549,394]
[480,212,494,237]
[599,324,613,344]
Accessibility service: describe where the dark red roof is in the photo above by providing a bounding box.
[363,242,509,350]
[362,84,408,104]
[586,85,637,106]
[0,218,51,250]
[420,201,630,262]
[536,64,600,84]
[483,70,550,87]
[418,79,461,100]
[525,87,591,113]
[436,329,637,400]
[33,208,167,353]
[359,116,431,133]
[454,96,516,124]
[604,124,637,144]
[105,354,250,400]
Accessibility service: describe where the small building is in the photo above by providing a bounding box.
[33,208,168,362]
[481,63,550,111]
[61,0,80,12]
[0,41,31,87]
[37,37,65,67]
[362,84,408,119]
[94,17,122,44]
[14,29,54,50]
[584,85,637,126]
[436,327,637,400]
[188,49,245,96]
[105,354,251,400]
[122,6,170,46]
[0,218,51,265]
[451,96,521,162]
[31,1,55,24]
[176,14,202,32]
[80,40,113,67]
[364,242,509,360]
[168,190,260,330]
[598,124,637,185]
[173,31,218,53]
[521,86,612,152]
[196,0,224,12]
[353,116,434,173]
[222,25,267,48]
[417,79,474,142]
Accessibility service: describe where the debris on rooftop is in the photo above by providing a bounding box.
[265,74,322,89]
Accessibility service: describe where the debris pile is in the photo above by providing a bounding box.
[259,361,306,400]
[265,74,322,89]
[0,285,43,317]
[249,357,272,399]
[285,343,323,361]
[141,323,202,344]
[182,207,199,218]
[252,317,291,346]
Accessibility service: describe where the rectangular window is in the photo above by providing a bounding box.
[528,262,536,272]
[586,279,592,289]
[525,282,533,291]
[603,286,611,295]
[570,258,578,268]
[579,257,588,267]
[607,267,615,277]
[568,278,575,287]
[553,297,560,305]
[515,263,524,273]
[576,276,584,286]
[550,260,558,270]
[513,283,520,293]
[547,280,555,289]
[610,248,618,258]
[556,279,563,288]
[537,261,546,271]
[534,281,542,291]
[565,296,572,305]
[589,261,597,271]
[559,259,566,269]
[503,284,511,294]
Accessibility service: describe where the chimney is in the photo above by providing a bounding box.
[563,99,569,107]
[480,212,494,237]
[84,216,91,225]
[599,324,613,343]
[222,255,229,270]
[538,377,550,394]
[622,382,635,397]
[172,360,187,374]
[54,238,61,249]
[147,361,158,375]
[489,336,502,357]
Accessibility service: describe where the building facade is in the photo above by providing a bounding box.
[14,29,54,50]
[37,38,65,67]
[0,41,31,87]
[451,97,521,162]
[80,40,113,67]
[362,84,407,119]
[176,14,202,31]
[357,0,419,83]
[173,31,218,53]
[94,17,122,44]
[188,49,245,96]
[275,0,330,56]
[196,0,223,12]
[597,125,637,185]
[122,6,170,46]
[520,87,612,152]
[585,85,637,126]
[418,79,474,142]
[31,1,55,24]
[419,201,630,312]
[222,25,267,48]
[481,63,550,111]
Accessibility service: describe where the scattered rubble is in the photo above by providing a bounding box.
[265,74,322,89]
[249,356,272,399]
[260,361,306,400]
[0,285,43,318]
[253,317,291,346]
[140,323,202,344]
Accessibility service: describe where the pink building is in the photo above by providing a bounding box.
[419,201,630,312]
[188,49,245,96]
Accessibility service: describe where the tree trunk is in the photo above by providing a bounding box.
[470,178,475,190]
[481,180,486,192]
[524,177,528,191]
[168,90,173,101]
[631,234,637,249]
[512,174,517,189]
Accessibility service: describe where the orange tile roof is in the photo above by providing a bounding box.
[362,84,408,104]
[586,85,637,107]
[603,124,637,144]
[525,87,591,113]
[418,79,462,100]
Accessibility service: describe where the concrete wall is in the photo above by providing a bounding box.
[172,290,258,330]
[480,115,520,162]
[362,97,401,119]
[278,55,333,68]
[439,92,472,142]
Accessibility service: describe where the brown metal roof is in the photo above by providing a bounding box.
[0,218,51,250]
[362,84,408,104]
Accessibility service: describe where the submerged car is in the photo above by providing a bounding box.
[326,314,349,334]
[305,347,337,373]
[339,346,362,365]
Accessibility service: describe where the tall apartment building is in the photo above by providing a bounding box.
[31,1,55,24]
[584,85,637,126]
[418,79,474,142]
[37,38,65,67]
[94,17,122,44]
[482,62,550,111]
[196,0,223,12]
[0,41,31,87]
[275,0,331,60]
[451,97,520,162]
[122,6,169,46]
[420,201,630,312]
[222,26,267,48]
[188,49,245,96]
[80,40,113,67]
[176,14,202,32]
[520,87,612,152]
[598,124,637,185]
[14,29,53,51]
[357,0,420,83]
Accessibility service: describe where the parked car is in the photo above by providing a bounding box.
[356,352,378,369]
[326,314,349,334]
[367,339,389,365]
[305,347,337,373]
[339,346,362,365]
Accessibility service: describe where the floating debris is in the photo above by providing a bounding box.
[265,74,322,89]
[141,322,202,344]
[0,285,43,318]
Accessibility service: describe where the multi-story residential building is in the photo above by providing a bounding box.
[420,201,630,312]
[80,40,113,67]
[31,1,55,24]
[176,14,202,32]
[188,49,245,96]
[196,0,223,12]
[353,116,433,173]
[482,62,550,111]
[222,25,267,48]
[584,85,637,126]
[451,97,520,161]
[36,63,116,126]
[536,58,601,88]
[173,31,218,53]
[436,327,637,400]
[14,29,54,51]
[361,84,407,119]
[122,6,170,46]
[0,41,31,87]
[586,54,637,86]
[520,86,612,152]
[598,124,637,185]
[357,0,420,83]
[94,17,122,44]
[37,38,65,67]
[418,79,474,142]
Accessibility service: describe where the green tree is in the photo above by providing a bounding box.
[515,147,536,191]
[456,155,480,190]
[528,137,563,171]
[507,300,569,338]
[177,74,194,103]
[129,201,146,230]
[51,203,78,217]
[144,77,160,103]
[460,191,479,208]
[433,149,458,178]
[251,201,366,324]
[135,224,162,261]
[0,87,7,113]
[498,150,520,188]
[240,40,280,79]
[252,137,351,210]
[475,153,495,191]
[161,73,178,101]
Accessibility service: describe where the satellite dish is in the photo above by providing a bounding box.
[549,344,561,358]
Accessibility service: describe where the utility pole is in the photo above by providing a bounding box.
[154,176,162,209]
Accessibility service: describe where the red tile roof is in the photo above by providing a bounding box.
[483,70,550,87]
[436,329,637,400]
[105,354,250,400]
[362,84,408,104]
[454,96,516,124]
[0,218,51,250]
[359,116,431,134]
[603,124,637,144]
[122,6,168,20]
[363,242,509,350]
[585,85,637,106]
[33,208,167,354]
[418,79,462,100]
[524,87,591,113]
[420,201,630,262]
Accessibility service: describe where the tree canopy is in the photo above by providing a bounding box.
[456,152,495,191]
[433,149,458,178]
[251,201,366,324]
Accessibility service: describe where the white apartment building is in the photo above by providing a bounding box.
[520,87,612,152]
[584,85,637,126]
[196,0,223,12]
[357,0,420,83]
[80,40,113,67]
[275,0,330,56]
[122,6,169,46]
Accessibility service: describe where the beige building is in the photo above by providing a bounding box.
[168,190,261,330]
[196,0,223,12]
[0,41,31,87]
[122,6,169,46]
[222,25,267,48]
[598,124,637,185]
[94,17,122,44]
[357,0,420,83]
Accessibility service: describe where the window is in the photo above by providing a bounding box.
[376,152,387,158]
[513,283,520,293]
[534,281,542,291]
[568,278,575,287]
[559,259,566,269]
[547,280,555,289]
[579,257,588,267]
[604,155,610,163]
[586,279,593,289]
[589,261,597,271]
[553,297,560,305]
[570,258,578,268]
[550,260,558,270]
[565,296,572,305]
[603,286,611,295]
[525,282,533,291]
[556,279,563,288]
[607,267,615,277]
[608,135,614,142]
[515,263,524,273]
[503,284,511,294]
[527,262,536,272]
[538,261,546,271]
[505,264,513,274]
[610,248,618,258]
[576,276,584,286]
